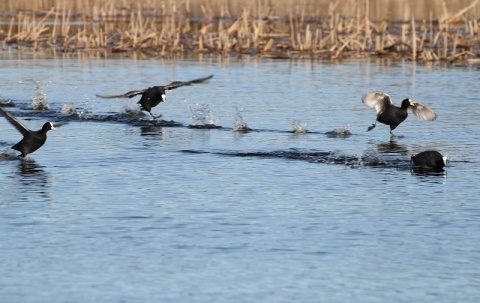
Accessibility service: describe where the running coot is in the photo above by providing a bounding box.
[362,92,437,136]
[0,107,57,157]
[96,74,213,119]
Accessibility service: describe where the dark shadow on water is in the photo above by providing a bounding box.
[13,107,361,138]
[180,148,452,177]
[182,148,374,166]
[188,124,222,129]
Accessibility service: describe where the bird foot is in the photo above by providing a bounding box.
[149,113,162,120]
[390,131,404,138]
[367,124,376,132]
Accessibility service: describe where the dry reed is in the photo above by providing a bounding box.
[0,0,479,62]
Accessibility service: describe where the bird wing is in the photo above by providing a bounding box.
[96,89,146,99]
[163,74,214,90]
[52,121,69,129]
[0,107,30,136]
[95,74,214,97]
[409,101,437,121]
[362,92,393,115]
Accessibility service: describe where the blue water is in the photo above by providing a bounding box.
[0,52,479,302]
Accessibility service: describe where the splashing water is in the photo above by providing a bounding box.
[327,150,347,164]
[77,100,94,120]
[233,108,251,132]
[120,104,145,119]
[290,119,308,133]
[188,103,217,126]
[0,96,14,107]
[360,148,387,166]
[0,148,19,160]
[31,80,49,110]
[61,103,78,115]
[325,127,352,138]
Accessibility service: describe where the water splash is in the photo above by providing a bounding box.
[31,80,49,111]
[325,127,352,138]
[0,148,19,160]
[360,148,387,166]
[326,150,347,164]
[61,103,78,115]
[120,104,145,119]
[0,96,15,107]
[290,119,308,133]
[233,107,251,132]
[77,100,94,120]
[188,102,218,127]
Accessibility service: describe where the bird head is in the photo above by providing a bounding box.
[401,98,415,109]
[42,122,56,133]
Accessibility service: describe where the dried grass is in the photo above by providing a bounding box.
[0,0,479,61]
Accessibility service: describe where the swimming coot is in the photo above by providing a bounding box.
[411,150,447,170]
[362,92,437,136]
[96,74,213,119]
[0,107,56,157]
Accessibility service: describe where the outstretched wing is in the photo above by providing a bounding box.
[96,89,146,99]
[95,74,213,97]
[0,107,30,136]
[410,101,437,121]
[163,74,214,90]
[362,92,394,115]
[52,121,69,129]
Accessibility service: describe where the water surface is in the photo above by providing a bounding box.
[0,52,479,302]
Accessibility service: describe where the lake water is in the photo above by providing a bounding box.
[0,51,479,302]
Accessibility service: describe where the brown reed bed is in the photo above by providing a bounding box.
[0,0,479,63]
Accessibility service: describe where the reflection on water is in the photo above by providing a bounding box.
[0,158,52,203]
[17,160,51,197]
[411,167,447,179]
[140,126,165,137]
[19,159,44,175]
[376,138,409,155]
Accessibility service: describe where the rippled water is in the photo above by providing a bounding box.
[0,52,479,302]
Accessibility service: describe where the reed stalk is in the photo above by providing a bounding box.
[0,0,478,61]
[411,15,416,60]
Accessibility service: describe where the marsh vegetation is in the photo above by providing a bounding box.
[0,0,479,62]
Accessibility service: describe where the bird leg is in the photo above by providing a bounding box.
[389,130,404,138]
[366,120,377,132]
[149,112,162,120]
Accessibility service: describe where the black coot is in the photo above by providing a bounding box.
[362,92,437,136]
[0,107,56,157]
[411,150,447,170]
[96,74,213,119]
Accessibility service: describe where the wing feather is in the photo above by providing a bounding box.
[96,89,146,99]
[362,92,393,115]
[163,74,214,90]
[410,101,437,121]
[96,74,213,97]
[0,107,30,136]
